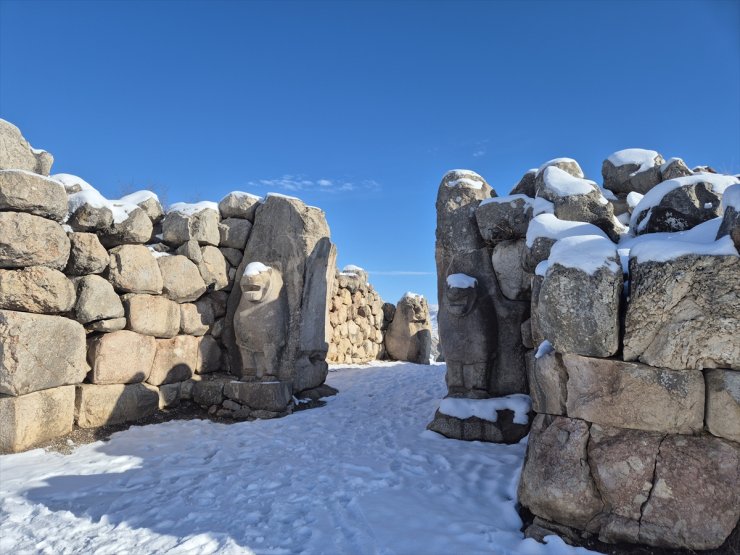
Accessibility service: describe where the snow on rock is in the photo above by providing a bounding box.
[541,167,596,197]
[547,235,620,275]
[607,148,660,174]
[0,362,595,555]
[525,213,609,248]
[536,157,583,177]
[479,195,554,217]
[723,184,740,211]
[630,173,740,232]
[243,261,270,276]
[402,291,424,300]
[446,273,477,288]
[119,190,159,204]
[146,246,171,259]
[265,192,302,202]
[443,169,486,189]
[626,191,644,210]
[52,173,95,193]
[224,191,263,201]
[67,188,141,225]
[342,264,364,273]
[535,340,554,359]
[167,201,219,215]
[438,394,532,425]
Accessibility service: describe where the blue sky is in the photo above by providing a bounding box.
[1,0,738,304]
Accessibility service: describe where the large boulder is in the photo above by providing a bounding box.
[180,302,214,336]
[384,293,432,364]
[534,157,584,180]
[509,168,537,197]
[157,254,207,302]
[0,169,67,221]
[0,310,88,396]
[0,266,76,313]
[0,119,53,175]
[602,148,664,195]
[198,246,229,290]
[147,335,199,385]
[639,435,739,550]
[475,195,538,244]
[196,335,223,373]
[223,380,292,412]
[218,191,261,222]
[118,190,164,224]
[74,275,124,324]
[0,386,74,453]
[75,383,159,428]
[524,213,609,272]
[563,354,704,434]
[87,330,156,384]
[704,369,740,443]
[518,414,604,529]
[98,206,153,247]
[162,202,220,246]
[218,217,252,249]
[107,244,163,294]
[624,254,739,370]
[659,157,693,181]
[630,173,738,235]
[0,212,70,270]
[65,232,109,275]
[122,293,180,338]
[537,236,622,357]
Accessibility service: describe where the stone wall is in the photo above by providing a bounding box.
[429,152,740,550]
[0,119,335,453]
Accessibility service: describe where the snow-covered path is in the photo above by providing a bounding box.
[0,362,595,555]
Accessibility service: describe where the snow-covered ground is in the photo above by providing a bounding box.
[0,362,595,555]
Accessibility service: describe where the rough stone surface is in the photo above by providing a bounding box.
[0,386,74,453]
[223,380,292,412]
[157,255,207,303]
[162,207,220,246]
[220,247,243,267]
[98,207,153,248]
[624,255,740,370]
[563,354,704,434]
[518,414,603,529]
[219,192,261,222]
[67,201,113,233]
[123,293,180,338]
[218,217,252,249]
[107,245,163,294]
[427,409,530,444]
[633,179,724,234]
[87,317,127,333]
[509,169,536,197]
[147,335,199,386]
[491,239,530,300]
[0,119,53,175]
[180,302,213,336]
[639,435,740,550]
[527,350,567,415]
[385,294,432,364]
[602,152,664,195]
[0,212,70,270]
[175,239,203,264]
[0,266,76,314]
[196,335,223,373]
[538,262,622,358]
[192,379,226,407]
[198,245,230,290]
[75,383,159,428]
[659,158,693,181]
[475,197,532,244]
[0,169,67,221]
[705,369,740,443]
[74,275,124,324]
[0,310,88,396]
[717,186,740,250]
[87,330,156,384]
[65,232,109,275]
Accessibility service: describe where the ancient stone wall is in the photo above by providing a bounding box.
[430,152,740,551]
[0,119,335,453]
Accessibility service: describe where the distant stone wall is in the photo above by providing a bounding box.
[327,267,386,364]
[0,119,335,453]
[429,153,740,551]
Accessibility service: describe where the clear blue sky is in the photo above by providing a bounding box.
[1,0,738,304]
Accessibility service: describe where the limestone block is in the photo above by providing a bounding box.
[705,369,740,443]
[198,245,229,290]
[87,330,156,384]
[123,293,180,338]
[196,335,223,374]
[0,169,67,221]
[218,217,252,249]
[491,239,530,300]
[475,196,533,244]
[87,318,126,332]
[107,245,163,294]
[157,254,207,302]
[223,381,292,412]
[98,207,153,248]
[602,149,664,195]
[0,119,53,175]
[162,206,220,246]
[0,212,70,270]
[192,379,225,407]
[180,302,213,336]
[0,266,76,314]
[147,335,199,386]
[0,310,88,396]
[384,293,431,364]
[527,350,567,416]
[75,383,159,428]
[65,232,109,275]
[75,275,124,324]
[0,386,75,453]
[218,192,260,222]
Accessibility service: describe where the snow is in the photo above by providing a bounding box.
[541,167,597,197]
[536,158,582,177]
[66,188,140,225]
[607,148,660,174]
[534,260,550,277]
[439,395,532,425]
[525,214,608,248]
[659,157,685,172]
[243,262,270,276]
[723,184,740,211]
[444,169,485,189]
[342,264,364,273]
[224,191,263,201]
[168,201,219,215]
[535,340,554,359]
[479,195,554,216]
[119,190,159,204]
[446,273,477,288]
[626,192,644,210]
[547,235,620,275]
[0,362,596,555]
[402,291,424,300]
[266,192,302,202]
[630,173,740,232]
[52,173,96,193]
[147,247,171,259]
[1,168,64,187]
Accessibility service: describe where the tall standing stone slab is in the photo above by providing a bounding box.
[0,386,75,453]
[0,310,88,396]
[384,293,432,364]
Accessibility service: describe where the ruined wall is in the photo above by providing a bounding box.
[0,119,335,453]
[430,152,740,551]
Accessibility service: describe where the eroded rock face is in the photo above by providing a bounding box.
[0,119,53,175]
[107,245,163,294]
[198,246,230,290]
[157,255,207,303]
[0,310,88,396]
[0,212,70,270]
[87,330,156,384]
[218,192,261,222]
[705,369,740,443]
[639,435,740,550]
[518,414,604,529]
[75,383,159,428]
[0,386,74,453]
[65,232,109,275]
[218,218,252,249]
[384,293,432,364]
[180,302,213,336]
[0,266,76,314]
[475,196,533,244]
[624,255,740,370]
[0,169,67,221]
[162,206,220,246]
